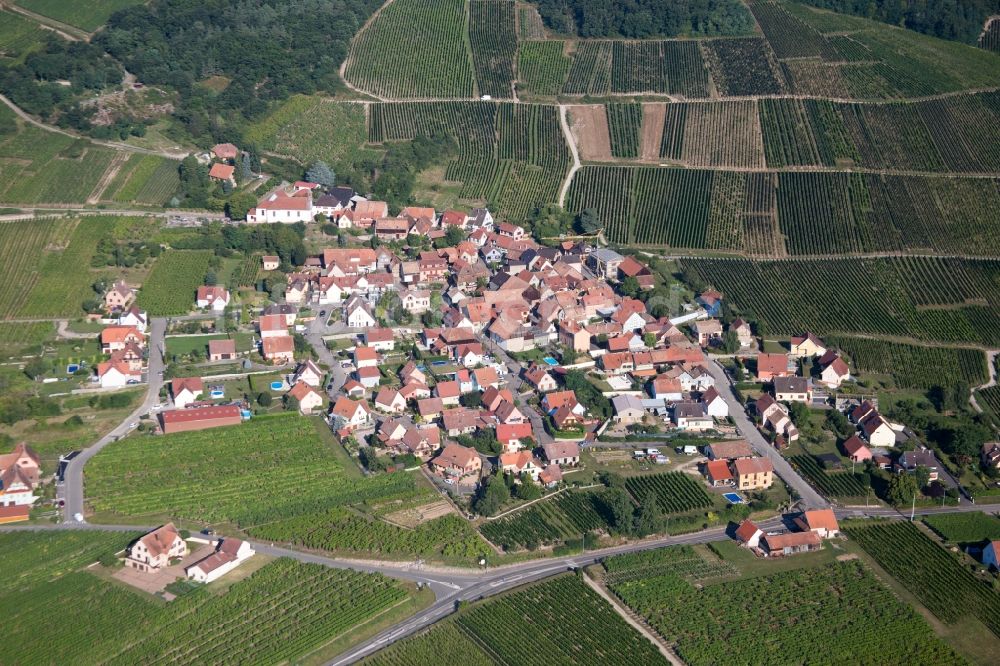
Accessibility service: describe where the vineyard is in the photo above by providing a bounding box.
[13,0,145,31]
[602,544,736,585]
[469,1,516,99]
[0,320,52,351]
[86,415,430,529]
[609,558,962,665]
[923,511,1000,543]
[704,38,786,97]
[233,254,262,287]
[982,18,1000,52]
[344,0,475,98]
[563,40,710,98]
[517,41,570,96]
[844,520,1000,638]
[829,336,989,389]
[136,250,211,315]
[480,489,613,551]
[678,257,1000,346]
[16,216,107,317]
[979,385,1000,423]
[518,4,545,40]
[106,154,180,206]
[0,9,48,63]
[364,624,494,666]
[606,103,641,159]
[787,455,869,498]
[458,575,667,665]
[248,508,488,561]
[0,530,139,595]
[623,471,713,514]
[369,101,570,219]
[660,100,765,168]
[0,538,414,666]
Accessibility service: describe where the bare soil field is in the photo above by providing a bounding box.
[569,105,612,161]
[640,103,666,161]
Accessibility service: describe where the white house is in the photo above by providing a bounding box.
[185,538,255,583]
[344,295,377,328]
[246,187,314,224]
[862,413,896,448]
[117,306,148,333]
[292,359,323,388]
[612,395,645,424]
[400,289,431,314]
[125,523,187,573]
[674,402,713,431]
[288,381,325,414]
[701,386,728,418]
[96,361,140,388]
[196,286,230,312]
[171,377,204,409]
[330,396,372,429]
[374,387,407,413]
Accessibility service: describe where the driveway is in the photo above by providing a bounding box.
[703,361,828,508]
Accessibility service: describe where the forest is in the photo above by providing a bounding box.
[533,0,756,38]
[799,0,1000,44]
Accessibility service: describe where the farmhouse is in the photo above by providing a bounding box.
[125,523,187,573]
[762,531,822,557]
[186,538,254,584]
[160,405,242,434]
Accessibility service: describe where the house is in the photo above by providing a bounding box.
[261,335,295,364]
[354,346,379,369]
[400,361,427,386]
[263,303,299,325]
[375,217,411,240]
[701,386,728,418]
[693,319,723,347]
[706,440,754,461]
[364,328,395,352]
[186,538,254,584]
[539,464,563,488]
[735,519,762,549]
[674,402,713,432]
[494,401,525,425]
[100,326,143,353]
[208,339,237,361]
[817,351,851,388]
[454,343,483,368]
[499,450,544,481]
[861,413,896,448]
[355,365,382,389]
[392,425,440,460]
[558,320,591,353]
[400,289,431,314]
[850,401,878,424]
[472,367,500,392]
[842,435,872,463]
[160,405,242,434]
[342,379,366,398]
[208,162,235,184]
[246,186,314,224]
[794,509,840,538]
[212,143,239,160]
[417,397,445,420]
[696,290,723,316]
[496,422,533,453]
[292,359,324,387]
[96,360,140,388]
[196,286,230,312]
[344,295,377,328]
[982,442,1000,469]
[762,531,822,557]
[523,365,558,392]
[430,444,482,482]
[705,459,734,487]
[442,407,483,437]
[262,255,280,271]
[374,387,407,413]
[104,280,134,311]
[790,332,827,358]
[732,457,774,490]
[773,376,810,403]
[435,381,461,406]
[330,396,372,429]
[650,375,683,402]
[617,256,655,289]
[288,381,325,414]
[117,306,147,332]
[612,395,645,424]
[542,441,580,466]
[125,523,188,572]
[730,318,753,348]
[258,314,288,339]
[588,248,624,279]
[0,443,40,507]
[756,353,790,381]
[896,448,940,482]
[171,377,204,408]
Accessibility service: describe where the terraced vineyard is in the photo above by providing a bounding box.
[704,38,786,97]
[660,100,765,168]
[87,415,431,529]
[679,257,1000,345]
[845,520,1000,638]
[369,101,569,219]
[136,249,212,315]
[829,336,989,389]
[787,455,869,498]
[344,0,474,98]
[470,0,516,99]
[609,557,963,665]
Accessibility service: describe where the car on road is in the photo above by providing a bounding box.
[73,512,84,523]
[128,422,138,429]
[319,310,326,317]
[201,528,216,536]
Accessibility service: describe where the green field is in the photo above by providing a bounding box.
[469,0,516,98]
[517,41,571,96]
[365,575,667,665]
[106,154,180,206]
[607,545,962,665]
[923,512,1000,543]
[678,257,1000,346]
[0,531,416,665]
[845,520,1000,639]
[345,0,475,98]
[563,40,710,97]
[0,9,49,64]
[13,0,145,31]
[830,337,989,389]
[136,249,211,315]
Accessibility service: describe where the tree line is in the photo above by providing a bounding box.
[799,0,1000,44]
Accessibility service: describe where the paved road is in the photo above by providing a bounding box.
[305,308,348,398]
[61,318,167,522]
[478,334,554,445]
[703,360,828,509]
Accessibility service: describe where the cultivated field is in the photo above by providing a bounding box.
[106,154,180,206]
[344,0,475,98]
[470,0,516,99]
[480,489,613,551]
[0,9,48,63]
[13,0,144,31]
[0,531,415,665]
[829,336,989,389]
[517,41,571,96]
[135,249,211,315]
[923,512,1000,543]
[569,105,612,161]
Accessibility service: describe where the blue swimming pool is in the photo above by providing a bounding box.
[210,390,224,399]
[270,381,284,390]
[542,356,559,366]
[431,360,448,367]
[66,364,79,374]
[723,492,744,504]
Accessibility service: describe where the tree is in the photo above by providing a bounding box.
[721,329,739,353]
[603,487,634,535]
[621,276,640,298]
[473,474,509,516]
[643,332,656,348]
[575,208,602,234]
[225,192,257,221]
[460,392,482,408]
[515,474,542,500]
[305,160,335,188]
[788,401,810,425]
[256,392,272,407]
[915,465,931,490]
[23,359,48,380]
[237,152,253,183]
[886,472,919,507]
[204,271,217,286]
[634,490,664,537]
[444,225,465,246]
